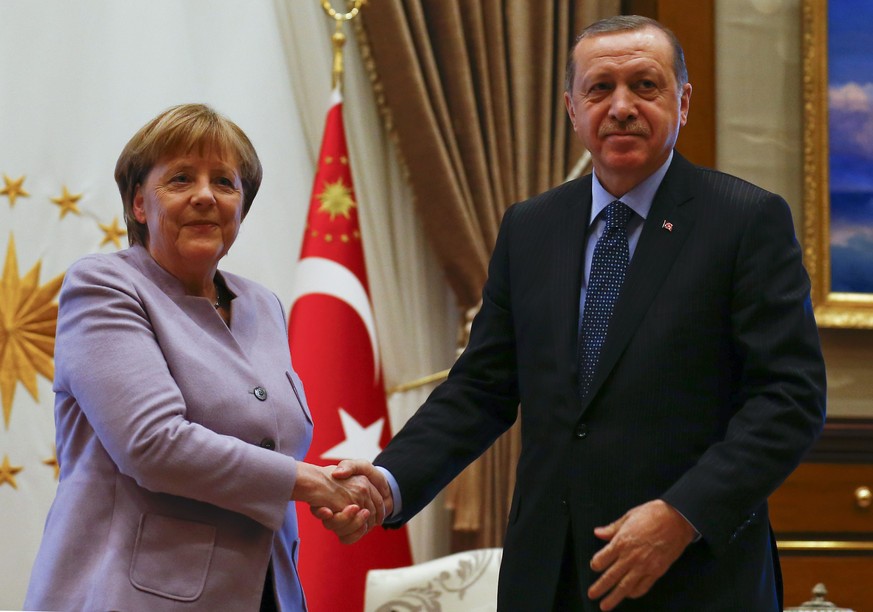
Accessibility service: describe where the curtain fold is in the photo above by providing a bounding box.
[358,0,619,548]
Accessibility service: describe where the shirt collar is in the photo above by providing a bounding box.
[590,150,673,227]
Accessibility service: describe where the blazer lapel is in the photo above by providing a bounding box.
[583,154,698,407]
[551,177,593,382]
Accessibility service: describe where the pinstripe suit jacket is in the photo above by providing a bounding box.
[26,245,312,611]
[375,153,826,611]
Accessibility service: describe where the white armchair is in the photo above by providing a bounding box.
[364,548,502,612]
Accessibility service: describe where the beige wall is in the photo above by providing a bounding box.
[716,0,873,418]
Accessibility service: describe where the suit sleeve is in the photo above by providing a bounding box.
[54,256,296,531]
[375,206,521,523]
[661,192,826,555]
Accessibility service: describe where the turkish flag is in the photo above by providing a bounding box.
[288,90,412,612]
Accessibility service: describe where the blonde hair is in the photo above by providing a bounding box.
[114,103,263,246]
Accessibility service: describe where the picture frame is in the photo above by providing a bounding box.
[802,0,873,328]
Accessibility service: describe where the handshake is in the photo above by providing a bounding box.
[293,459,392,545]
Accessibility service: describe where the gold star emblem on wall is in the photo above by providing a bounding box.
[1,175,30,207]
[43,446,59,480]
[0,235,64,428]
[99,217,125,249]
[317,179,356,220]
[0,454,23,489]
[50,186,83,218]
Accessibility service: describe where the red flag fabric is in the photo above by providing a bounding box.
[288,89,413,612]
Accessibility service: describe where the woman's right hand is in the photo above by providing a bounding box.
[291,462,385,531]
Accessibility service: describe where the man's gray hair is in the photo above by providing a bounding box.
[564,15,688,93]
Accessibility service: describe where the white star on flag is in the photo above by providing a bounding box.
[320,408,385,462]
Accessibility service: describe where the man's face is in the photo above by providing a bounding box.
[564,27,691,195]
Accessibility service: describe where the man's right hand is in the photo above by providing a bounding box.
[312,459,395,544]
[292,462,385,533]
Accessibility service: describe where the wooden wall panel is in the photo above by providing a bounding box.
[771,460,873,611]
[770,463,873,533]
[780,556,873,610]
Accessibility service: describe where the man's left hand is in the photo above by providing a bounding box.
[587,499,696,611]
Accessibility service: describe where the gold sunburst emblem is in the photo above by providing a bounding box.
[316,178,356,220]
[0,235,64,428]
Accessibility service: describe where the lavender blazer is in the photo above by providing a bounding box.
[25,245,313,611]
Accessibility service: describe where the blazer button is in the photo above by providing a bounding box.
[259,438,276,450]
[253,386,268,401]
[561,499,569,514]
[574,423,588,439]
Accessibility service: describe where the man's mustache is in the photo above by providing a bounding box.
[598,121,650,138]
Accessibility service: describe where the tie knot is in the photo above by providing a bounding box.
[605,200,633,233]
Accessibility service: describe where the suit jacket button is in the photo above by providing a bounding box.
[254,386,268,401]
[574,423,588,439]
[561,499,569,514]
[260,438,276,450]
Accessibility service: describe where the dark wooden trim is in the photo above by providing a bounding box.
[806,418,873,463]
[620,1,717,169]
[622,0,657,15]
[656,0,716,168]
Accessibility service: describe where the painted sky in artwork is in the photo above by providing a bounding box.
[828,0,873,190]
[828,0,873,292]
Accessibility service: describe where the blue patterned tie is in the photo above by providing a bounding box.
[578,200,633,398]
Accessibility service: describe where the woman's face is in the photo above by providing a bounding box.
[133,151,243,280]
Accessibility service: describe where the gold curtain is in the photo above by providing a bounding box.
[358,0,619,549]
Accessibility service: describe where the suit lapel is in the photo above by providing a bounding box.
[551,177,593,382]
[583,154,698,408]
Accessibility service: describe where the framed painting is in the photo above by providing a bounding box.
[803,0,873,327]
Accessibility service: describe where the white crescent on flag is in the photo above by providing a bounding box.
[289,256,381,381]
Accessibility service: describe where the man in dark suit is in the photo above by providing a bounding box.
[323,15,826,611]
